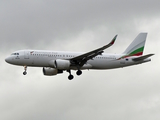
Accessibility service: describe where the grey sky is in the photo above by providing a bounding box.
[1,0,160,120]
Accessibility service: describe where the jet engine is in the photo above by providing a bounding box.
[43,67,63,76]
[55,59,71,69]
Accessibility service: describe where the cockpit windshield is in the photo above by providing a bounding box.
[11,53,19,55]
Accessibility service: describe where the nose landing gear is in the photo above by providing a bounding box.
[23,66,27,75]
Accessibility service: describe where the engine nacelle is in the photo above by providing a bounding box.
[55,59,70,70]
[43,67,63,76]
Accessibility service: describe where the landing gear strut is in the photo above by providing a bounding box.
[23,66,27,75]
[67,70,74,80]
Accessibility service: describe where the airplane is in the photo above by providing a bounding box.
[5,33,154,80]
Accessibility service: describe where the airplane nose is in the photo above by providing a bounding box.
[5,57,11,63]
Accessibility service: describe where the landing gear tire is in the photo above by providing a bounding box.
[67,70,74,80]
[68,75,74,80]
[76,70,82,76]
[23,71,27,75]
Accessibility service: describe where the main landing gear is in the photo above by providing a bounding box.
[67,70,74,80]
[23,66,27,75]
[76,70,82,76]
[67,70,82,80]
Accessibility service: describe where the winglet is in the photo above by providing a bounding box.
[101,34,118,50]
[110,35,118,45]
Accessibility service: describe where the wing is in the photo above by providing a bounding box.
[70,35,118,67]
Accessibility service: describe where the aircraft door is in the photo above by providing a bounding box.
[24,51,29,59]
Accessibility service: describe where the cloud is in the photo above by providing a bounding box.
[1,0,160,50]
[1,0,160,120]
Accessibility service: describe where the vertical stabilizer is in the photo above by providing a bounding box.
[123,33,147,56]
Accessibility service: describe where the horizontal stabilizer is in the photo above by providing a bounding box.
[132,54,154,61]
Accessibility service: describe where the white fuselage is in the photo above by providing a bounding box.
[5,50,151,70]
[5,33,153,80]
